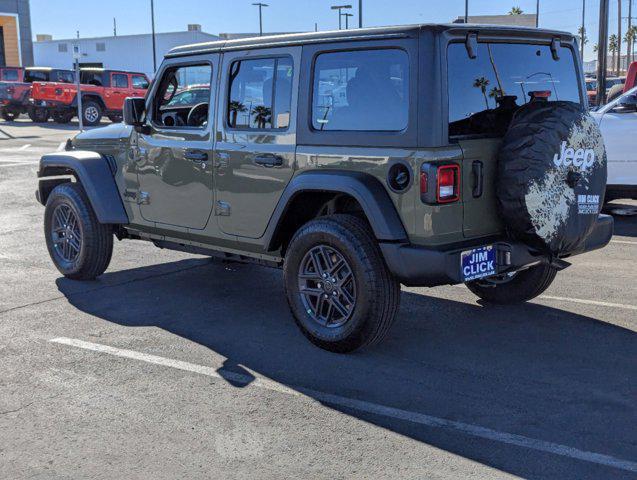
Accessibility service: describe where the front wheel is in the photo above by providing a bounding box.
[284,214,401,353]
[52,111,73,124]
[28,107,49,123]
[44,183,113,280]
[82,101,102,126]
[1,109,19,121]
[465,263,558,304]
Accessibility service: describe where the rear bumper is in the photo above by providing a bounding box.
[380,214,614,287]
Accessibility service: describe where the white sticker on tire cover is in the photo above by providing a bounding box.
[524,115,605,241]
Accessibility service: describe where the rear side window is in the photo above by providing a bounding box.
[132,75,149,89]
[2,69,18,81]
[113,73,129,88]
[227,57,293,130]
[312,49,409,131]
[447,43,581,139]
[24,70,49,82]
[81,71,104,86]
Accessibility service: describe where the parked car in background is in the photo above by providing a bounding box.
[0,67,74,121]
[591,86,637,201]
[29,68,150,125]
[585,76,626,107]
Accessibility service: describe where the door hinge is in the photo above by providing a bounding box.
[137,191,150,205]
[215,201,231,216]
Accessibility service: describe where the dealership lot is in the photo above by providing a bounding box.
[0,120,636,479]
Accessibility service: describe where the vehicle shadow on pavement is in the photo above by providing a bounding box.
[607,207,637,237]
[55,259,637,480]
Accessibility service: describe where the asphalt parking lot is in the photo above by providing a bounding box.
[0,119,635,479]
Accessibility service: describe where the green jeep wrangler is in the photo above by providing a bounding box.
[36,25,613,353]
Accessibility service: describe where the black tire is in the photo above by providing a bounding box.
[107,115,123,123]
[44,182,113,280]
[52,111,73,124]
[1,109,19,121]
[82,100,102,126]
[28,107,49,123]
[283,214,400,353]
[465,264,558,304]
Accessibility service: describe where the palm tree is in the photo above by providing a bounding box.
[625,26,637,66]
[473,77,490,109]
[609,34,619,74]
[508,6,523,15]
[251,105,272,129]
[228,100,247,127]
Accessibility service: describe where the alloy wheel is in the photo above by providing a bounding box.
[51,204,82,263]
[298,244,357,327]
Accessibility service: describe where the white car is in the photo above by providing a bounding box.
[591,86,637,201]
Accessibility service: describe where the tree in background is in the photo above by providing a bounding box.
[508,6,523,15]
[624,26,637,67]
[578,26,588,59]
[473,77,490,109]
[609,34,619,73]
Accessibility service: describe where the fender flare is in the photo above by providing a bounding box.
[37,150,129,224]
[264,170,408,251]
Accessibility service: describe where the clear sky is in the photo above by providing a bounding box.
[30,0,629,61]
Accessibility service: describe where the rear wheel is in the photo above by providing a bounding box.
[284,214,400,353]
[44,183,113,280]
[82,100,102,126]
[1,109,19,121]
[52,111,73,124]
[107,114,122,123]
[465,264,558,304]
[28,107,49,123]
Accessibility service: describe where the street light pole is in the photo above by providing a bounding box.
[344,13,353,29]
[465,0,468,23]
[150,0,157,73]
[252,3,269,36]
[358,0,362,28]
[331,5,352,30]
[581,0,586,59]
[536,0,540,27]
[597,0,610,105]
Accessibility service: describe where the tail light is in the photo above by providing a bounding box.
[420,163,461,204]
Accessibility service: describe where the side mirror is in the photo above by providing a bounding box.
[613,94,637,113]
[123,97,146,126]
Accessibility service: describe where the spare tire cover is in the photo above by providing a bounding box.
[497,101,607,255]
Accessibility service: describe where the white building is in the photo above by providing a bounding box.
[34,25,219,77]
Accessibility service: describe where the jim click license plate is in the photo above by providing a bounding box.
[461,245,497,282]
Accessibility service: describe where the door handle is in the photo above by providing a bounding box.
[184,149,208,162]
[254,154,283,168]
[472,160,483,198]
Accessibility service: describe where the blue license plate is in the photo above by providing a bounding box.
[461,245,497,282]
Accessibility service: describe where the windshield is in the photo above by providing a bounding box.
[448,42,581,139]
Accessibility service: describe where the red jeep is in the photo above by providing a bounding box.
[0,67,74,121]
[29,68,150,125]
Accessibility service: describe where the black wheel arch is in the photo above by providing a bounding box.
[37,151,128,225]
[264,170,408,253]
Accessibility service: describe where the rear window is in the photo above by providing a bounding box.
[448,43,581,139]
[312,49,409,131]
[2,69,18,81]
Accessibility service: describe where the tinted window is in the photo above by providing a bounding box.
[2,69,18,81]
[24,70,50,82]
[113,73,128,88]
[153,64,212,128]
[81,71,104,86]
[312,49,409,131]
[227,57,293,130]
[448,43,581,139]
[132,75,149,89]
[56,71,74,83]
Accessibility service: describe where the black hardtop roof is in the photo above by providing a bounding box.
[80,67,147,76]
[168,23,574,58]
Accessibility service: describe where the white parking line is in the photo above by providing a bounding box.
[611,239,637,245]
[0,161,38,168]
[539,295,637,311]
[50,337,637,473]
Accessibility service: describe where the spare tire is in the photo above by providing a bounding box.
[497,101,607,256]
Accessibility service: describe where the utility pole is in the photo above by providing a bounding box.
[629,0,633,65]
[73,44,83,131]
[113,17,117,36]
[315,22,318,32]
[597,0,610,105]
[465,0,468,23]
[536,0,540,27]
[581,0,585,59]
[618,0,622,75]
[331,5,352,30]
[343,13,353,29]
[358,0,363,28]
[150,0,157,73]
[252,3,268,36]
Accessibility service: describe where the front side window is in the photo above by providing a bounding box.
[312,49,409,132]
[113,73,129,88]
[447,43,581,139]
[132,75,149,89]
[153,64,212,128]
[81,71,104,86]
[227,57,293,130]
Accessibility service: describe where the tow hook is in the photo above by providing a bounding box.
[549,257,571,270]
